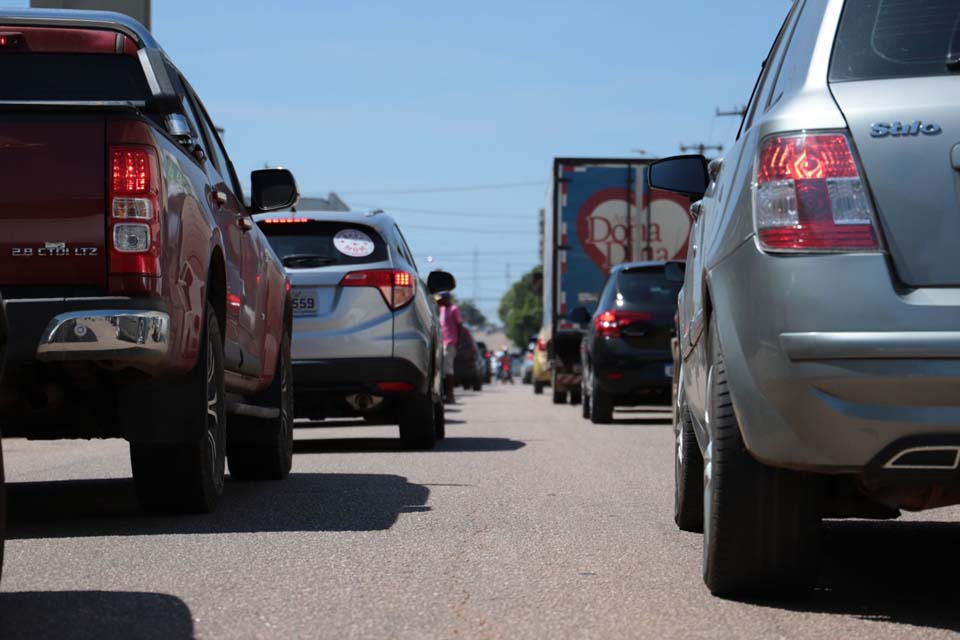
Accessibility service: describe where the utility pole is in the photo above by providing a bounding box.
[472,247,479,302]
[506,263,511,289]
[680,142,724,156]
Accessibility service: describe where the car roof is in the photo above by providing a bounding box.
[253,210,398,233]
[0,8,161,48]
[610,260,684,274]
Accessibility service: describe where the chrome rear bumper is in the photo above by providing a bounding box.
[36,310,170,362]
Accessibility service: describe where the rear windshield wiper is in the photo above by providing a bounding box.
[282,254,337,268]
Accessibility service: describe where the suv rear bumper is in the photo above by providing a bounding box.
[294,356,427,396]
[712,240,960,474]
[592,339,673,396]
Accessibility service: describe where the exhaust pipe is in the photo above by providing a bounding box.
[883,446,960,471]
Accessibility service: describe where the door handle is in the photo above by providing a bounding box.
[213,190,228,206]
[690,200,704,221]
[236,215,253,232]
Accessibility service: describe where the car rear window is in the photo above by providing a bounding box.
[258,220,389,268]
[615,270,681,309]
[830,0,960,82]
[0,54,150,101]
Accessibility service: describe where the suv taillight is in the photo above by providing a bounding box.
[754,133,879,252]
[595,310,653,338]
[536,338,546,352]
[109,145,161,275]
[340,269,415,310]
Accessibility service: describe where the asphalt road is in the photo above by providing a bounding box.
[2,384,959,639]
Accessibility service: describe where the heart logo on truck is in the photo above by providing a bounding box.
[575,188,692,273]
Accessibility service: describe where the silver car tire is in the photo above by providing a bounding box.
[673,366,703,533]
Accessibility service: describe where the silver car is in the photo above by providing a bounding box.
[651,0,960,596]
[254,210,455,450]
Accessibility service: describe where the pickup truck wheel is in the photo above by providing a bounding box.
[399,393,437,450]
[702,319,820,597]
[227,327,294,481]
[533,381,544,395]
[131,302,226,514]
[674,388,703,532]
[589,376,613,424]
[1,439,5,583]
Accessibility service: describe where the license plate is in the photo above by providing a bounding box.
[665,363,674,378]
[292,288,319,316]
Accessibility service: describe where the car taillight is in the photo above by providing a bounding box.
[594,310,653,338]
[110,145,161,275]
[340,269,416,310]
[536,338,546,352]
[754,133,879,252]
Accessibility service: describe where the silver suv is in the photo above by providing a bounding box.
[652,0,960,596]
[254,210,455,450]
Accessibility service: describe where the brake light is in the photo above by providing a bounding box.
[259,217,309,224]
[594,310,653,338]
[340,269,416,310]
[754,133,879,252]
[536,338,546,352]
[0,33,25,51]
[109,145,161,276]
[376,381,415,393]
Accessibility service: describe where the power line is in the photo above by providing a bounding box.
[402,224,537,235]
[346,202,533,219]
[416,250,534,257]
[338,180,546,195]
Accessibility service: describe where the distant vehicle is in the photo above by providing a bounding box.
[475,341,493,383]
[542,158,692,405]
[455,327,485,391]
[657,0,960,597]
[0,9,300,534]
[576,261,683,423]
[532,328,551,394]
[256,210,455,450]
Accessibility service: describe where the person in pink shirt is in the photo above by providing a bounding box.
[436,292,462,404]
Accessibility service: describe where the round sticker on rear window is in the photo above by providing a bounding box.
[333,228,375,258]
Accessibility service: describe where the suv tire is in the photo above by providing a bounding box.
[399,393,437,450]
[674,390,703,532]
[581,377,591,419]
[589,376,613,424]
[227,325,294,481]
[702,319,821,597]
[131,302,226,514]
[1,439,5,583]
[534,381,544,395]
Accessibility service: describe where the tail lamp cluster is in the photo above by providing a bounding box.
[755,133,879,252]
[110,145,161,275]
[340,269,416,310]
[594,310,652,339]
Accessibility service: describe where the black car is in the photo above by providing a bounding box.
[475,340,493,383]
[454,327,484,391]
[575,261,683,424]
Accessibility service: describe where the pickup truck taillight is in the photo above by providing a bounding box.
[595,310,652,339]
[110,145,161,276]
[754,133,880,252]
[340,269,416,310]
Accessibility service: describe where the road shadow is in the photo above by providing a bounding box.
[293,436,525,454]
[744,520,960,633]
[6,472,429,540]
[0,590,194,639]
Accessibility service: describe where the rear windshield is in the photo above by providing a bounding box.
[614,270,681,310]
[831,0,960,82]
[259,220,389,268]
[0,54,149,101]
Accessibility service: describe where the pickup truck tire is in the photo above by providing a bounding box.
[589,377,613,424]
[702,319,820,597]
[399,393,437,450]
[673,395,703,533]
[131,303,226,514]
[227,326,294,482]
[1,439,5,583]
[534,381,544,395]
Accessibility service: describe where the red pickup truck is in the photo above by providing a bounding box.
[0,9,300,568]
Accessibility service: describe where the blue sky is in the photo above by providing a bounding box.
[5,0,791,320]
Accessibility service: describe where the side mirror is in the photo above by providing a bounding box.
[569,306,591,325]
[251,168,299,212]
[664,261,686,283]
[648,155,709,198]
[428,270,456,294]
